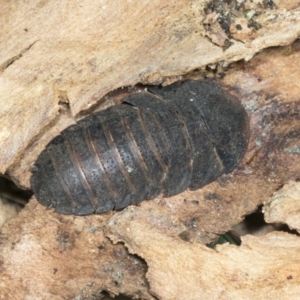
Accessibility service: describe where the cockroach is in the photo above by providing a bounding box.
[31,80,250,215]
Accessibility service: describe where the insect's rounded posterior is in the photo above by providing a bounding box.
[31,80,250,215]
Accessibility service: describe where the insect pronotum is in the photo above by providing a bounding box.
[31,80,250,215]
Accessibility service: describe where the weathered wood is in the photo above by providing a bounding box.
[0,200,154,300]
[1,0,300,299]
[264,181,300,233]
[107,207,300,300]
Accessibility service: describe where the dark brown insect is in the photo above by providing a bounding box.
[31,80,250,215]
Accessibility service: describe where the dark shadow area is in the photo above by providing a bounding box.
[102,292,135,300]
[233,205,299,237]
[0,174,32,227]
[0,174,32,206]
[208,205,299,248]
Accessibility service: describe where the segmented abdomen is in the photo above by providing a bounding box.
[31,80,250,215]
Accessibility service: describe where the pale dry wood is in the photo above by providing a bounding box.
[264,181,300,233]
[107,206,300,300]
[1,0,300,176]
[0,197,20,228]
[0,199,154,300]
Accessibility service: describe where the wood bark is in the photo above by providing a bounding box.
[1,1,300,299]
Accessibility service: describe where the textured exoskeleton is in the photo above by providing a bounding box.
[31,80,250,215]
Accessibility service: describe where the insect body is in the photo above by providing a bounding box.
[31,80,250,215]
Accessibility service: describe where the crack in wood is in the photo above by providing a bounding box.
[0,41,38,73]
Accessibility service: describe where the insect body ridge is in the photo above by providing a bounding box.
[31,80,250,215]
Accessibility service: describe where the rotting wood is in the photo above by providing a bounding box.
[1,1,300,299]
